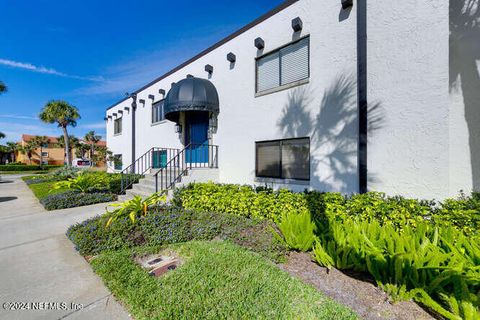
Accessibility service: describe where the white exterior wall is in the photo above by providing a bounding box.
[106,0,360,193]
[366,1,451,199]
[106,0,476,199]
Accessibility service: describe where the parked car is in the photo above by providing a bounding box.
[72,158,91,168]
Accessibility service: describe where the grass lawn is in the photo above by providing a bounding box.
[28,181,69,200]
[91,241,357,320]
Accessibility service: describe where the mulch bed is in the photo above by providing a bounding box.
[279,251,435,320]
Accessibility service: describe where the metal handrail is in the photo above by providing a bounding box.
[119,147,180,193]
[153,143,219,192]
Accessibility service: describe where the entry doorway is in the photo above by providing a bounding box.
[184,112,209,164]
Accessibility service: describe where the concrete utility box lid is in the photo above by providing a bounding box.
[163,77,220,123]
[135,253,181,278]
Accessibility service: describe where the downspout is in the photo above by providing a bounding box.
[131,93,137,173]
[357,0,368,193]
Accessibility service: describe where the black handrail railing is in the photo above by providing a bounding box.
[120,147,180,193]
[153,143,219,192]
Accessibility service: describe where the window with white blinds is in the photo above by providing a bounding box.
[152,99,165,124]
[256,36,309,94]
[255,137,310,180]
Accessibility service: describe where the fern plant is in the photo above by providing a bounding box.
[106,192,166,227]
[274,210,316,252]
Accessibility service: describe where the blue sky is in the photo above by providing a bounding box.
[0,0,282,142]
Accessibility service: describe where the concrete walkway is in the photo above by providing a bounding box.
[0,175,131,320]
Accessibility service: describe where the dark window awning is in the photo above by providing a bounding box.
[163,77,219,123]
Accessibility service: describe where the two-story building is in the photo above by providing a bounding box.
[105,0,479,200]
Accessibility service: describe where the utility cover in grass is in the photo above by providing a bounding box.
[91,241,357,320]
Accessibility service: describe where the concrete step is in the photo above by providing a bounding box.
[131,183,157,194]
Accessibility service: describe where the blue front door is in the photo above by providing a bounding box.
[185,112,209,163]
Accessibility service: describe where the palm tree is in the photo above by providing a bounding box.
[75,142,90,159]
[0,81,7,95]
[5,142,18,163]
[84,130,101,162]
[56,135,79,165]
[39,100,80,166]
[19,141,36,165]
[31,136,50,166]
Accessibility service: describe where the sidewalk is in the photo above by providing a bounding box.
[0,175,130,320]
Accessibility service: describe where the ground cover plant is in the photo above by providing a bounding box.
[67,206,287,262]
[173,183,480,319]
[22,167,140,210]
[90,241,357,320]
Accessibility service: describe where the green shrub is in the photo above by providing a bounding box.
[66,207,287,261]
[49,166,81,179]
[175,182,308,222]
[0,164,61,171]
[274,211,316,252]
[22,174,63,185]
[105,192,166,227]
[41,190,117,210]
[313,217,480,320]
[53,171,111,193]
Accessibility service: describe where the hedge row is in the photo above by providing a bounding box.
[173,183,480,237]
[40,190,117,211]
[0,165,62,171]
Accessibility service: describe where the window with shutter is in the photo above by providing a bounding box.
[256,36,309,94]
[256,51,280,92]
[280,37,309,85]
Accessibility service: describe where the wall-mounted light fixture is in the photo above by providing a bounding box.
[254,37,265,50]
[159,89,165,96]
[291,17,303,32]
[175,123,182,133]
[148,94,155,100]
[341,0,353,9]
[227,52,236,63]
[205,64,213,74]
[209,116,218,133]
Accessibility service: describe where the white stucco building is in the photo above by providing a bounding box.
[105,0,480,200]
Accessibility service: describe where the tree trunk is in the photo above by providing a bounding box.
[62,126,71,166]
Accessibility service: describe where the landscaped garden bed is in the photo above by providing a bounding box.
[23,167,141,211]
[66,182,479,320]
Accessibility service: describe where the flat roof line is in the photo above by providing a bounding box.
[106,0,300,111]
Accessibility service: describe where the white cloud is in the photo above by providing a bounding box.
[81,122,106,130]
[0,121,60,142]
[0,58,104,82]
[0,114,38,120]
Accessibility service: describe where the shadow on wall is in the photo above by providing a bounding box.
[277,75,383,193]
[450,0,480,190]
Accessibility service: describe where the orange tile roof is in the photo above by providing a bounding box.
[20,134,106,146]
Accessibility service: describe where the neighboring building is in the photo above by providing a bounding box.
[16,134,106,166]
[105,0,479,200]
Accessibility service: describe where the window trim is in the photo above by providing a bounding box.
[114,117,123,135]
[255,137,310,181]
[113,154,123,171]
[255,35,310,96]
[151,99,166,124]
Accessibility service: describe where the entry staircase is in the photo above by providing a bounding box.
[118,144,219,199]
